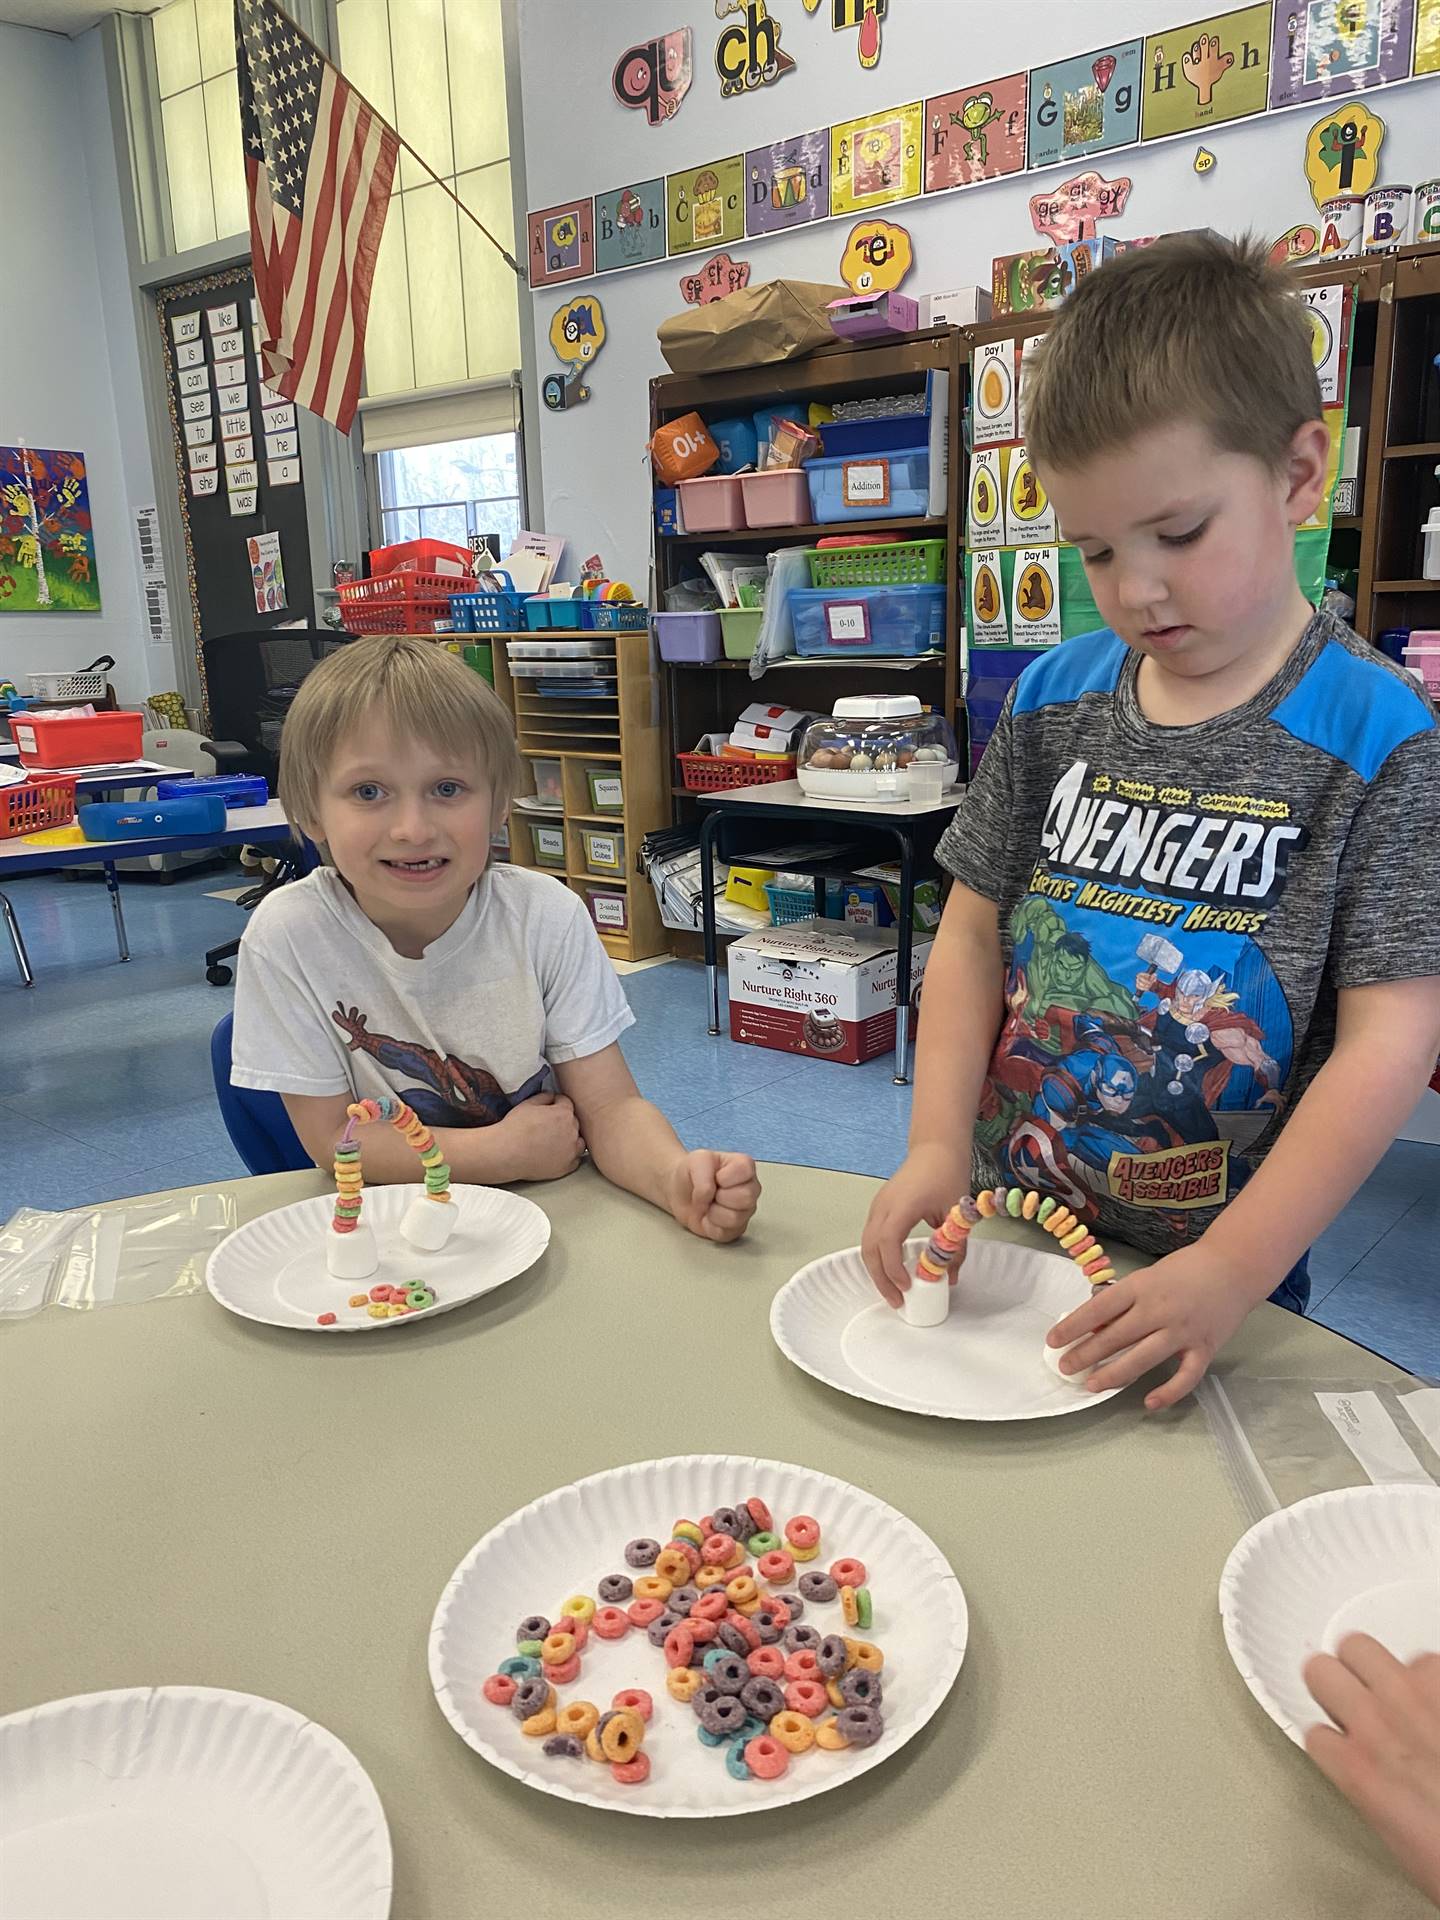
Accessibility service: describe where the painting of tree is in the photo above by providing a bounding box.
[0,446,102,613]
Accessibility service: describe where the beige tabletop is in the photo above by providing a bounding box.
[0,1163,1425,1920]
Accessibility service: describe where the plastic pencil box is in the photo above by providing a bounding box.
[154,774,270,808]
[78,796,227,840]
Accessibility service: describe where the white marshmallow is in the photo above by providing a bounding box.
[400,1193,456,1252]
[1043,1336,1095,1387]
[902,1273,951,1327]
[325,1221,379,1280]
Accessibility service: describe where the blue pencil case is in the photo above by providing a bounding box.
[79,797,227,840]
[155,774,270,808]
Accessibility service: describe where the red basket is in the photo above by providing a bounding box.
[1,775,77,840]
[677,753,795,793]
[336,571,462,634]
[367,537,472,578]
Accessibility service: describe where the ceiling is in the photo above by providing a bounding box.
[0,0,155,35]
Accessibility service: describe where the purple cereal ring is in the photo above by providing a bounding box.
[740,1676,785,1721]
[597,1573,633,1605]
[752,1609,784,1645]
[517,1614,551,1643]
[817,1634,849,1677]
[691,1683,723,1720]
[716,1621,752,1656]
[708,1652,750,1695]
[512,1675,550,1720]
[799,1571,838,1603]
[772,1592,805,1622]
[782,1623,821,1653]
[836,1704,884,1748]
[710,1507,747,1541]
[669,1585,700,1617]
[698,1692,748,1737]
[646,1609,683,1648]
[839,1668,883,1709]
[542,1733,583,1758]
[624,1538,661,1568]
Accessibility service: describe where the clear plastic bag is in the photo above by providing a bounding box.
[0,1195,236,1318]
[1199,1371,1440,1528]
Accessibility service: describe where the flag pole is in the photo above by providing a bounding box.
[251,0,527,282]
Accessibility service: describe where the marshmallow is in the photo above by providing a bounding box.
[902,1272,951,1327]
[401,1193,456,1252]
[1042,1336,1094,1387]
[325,1221,379,1280]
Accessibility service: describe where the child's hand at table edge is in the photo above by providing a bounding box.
[1045,1240,1257,1409]
[1303,1635,1440,1908]
[666,1149,761,1243]
[861,1142,970,1310]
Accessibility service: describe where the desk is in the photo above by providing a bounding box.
[0,1163,1425,1919]
[696,779,962,1084]
[0,797,302,987]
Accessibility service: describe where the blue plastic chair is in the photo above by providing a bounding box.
[211,1012,312,1175]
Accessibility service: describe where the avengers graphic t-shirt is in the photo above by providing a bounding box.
[231,863,634,1127]
[938,612,1440,1259]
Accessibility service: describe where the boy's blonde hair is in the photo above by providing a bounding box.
[278,633,521,832]
[1024,231,1323,475]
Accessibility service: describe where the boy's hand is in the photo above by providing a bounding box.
[1045,1241,1256,1409]
[1303,1636,1440,1907]
[862,1143,969,1310]
[666,1150,760,1242]
[494,1092,584,1182]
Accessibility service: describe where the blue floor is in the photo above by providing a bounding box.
[2,864,1436,1378]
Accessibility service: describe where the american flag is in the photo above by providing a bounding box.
[237,0,398,435]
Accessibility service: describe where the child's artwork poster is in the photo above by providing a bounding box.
[830,102,923,217]
[527,201,596,289]
[248,530,286,614]
[924,74,1028,193]
[667,156,745,255]
[1140,4,1272,140]
[1027,41,1142,170]
[746,129,829,236]
[594,179,667,272]
[1415,0,1440,72]
[1269,0,1415,107]
[0,447,101,613]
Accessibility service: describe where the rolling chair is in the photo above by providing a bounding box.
[210,1011,311,1175]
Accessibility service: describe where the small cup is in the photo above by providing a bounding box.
[909,763,944,807]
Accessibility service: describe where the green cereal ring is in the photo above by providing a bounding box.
[1005,1187,1023,1216]
[516,1638,542,1659]
[1037,1197,1057,1223]
[406,1287,436,1310]
[747,1531,780,1555]
[854,1586,873,1629]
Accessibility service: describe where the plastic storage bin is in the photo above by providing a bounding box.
[676,752,794,793]
[655,611,722,664]
[583,602,650,631]
[804,448,929,523]
[1,775,76,840]
[1403,630,1440,693]
[368,536,471,577]
[580,825,625,876]
[720,607,764,660]
[337,571,458,633]
[798,695,957,801]
[676,474,746,533]
[806,539,947,587]
[585,766,624,813]
[787,584,945,658]
[739,469,811,528]
[583,884,628,935]
[528,757,563,807]
[155,774,269,808]
[11,709,144,769]
[450,578,532,631]
[524,597,585,631]
[527,819,567,869]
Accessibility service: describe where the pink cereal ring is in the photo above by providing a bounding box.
[830,1557,867,1588]
[744,1734,789,1781]
[627,1597,666,1629]
[786,1678,829,1717]
[543,1655,581,1685]
[592,1606,631,1640]
[612,1688,653,1723]
[784,1648,821,1683]
[723,1609,761,1650]
[701,1532,736,1567]
[664,1624,696,1669]
[556,1615,590,1649]
[766,1595,792,1630]
[688,1617,718,1646]
[482,1673,516,1707]
[757,1550,794,1586]
[692,1590,728,1622]
[746,1496,774,1533]
[665,1538,702,1575]
[611,1751,651,1786]
[785,1515,820,1550]
[747,1645,786,1679]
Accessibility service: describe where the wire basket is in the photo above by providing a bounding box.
[27,671,109,700]
[677,753,795,793]
[805,539,948,588]
[336,571,461,634]
[1,775,77,840]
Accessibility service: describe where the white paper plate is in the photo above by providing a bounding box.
[771,1234,1125,1421]
[206,1184,550,1332]
[0,1686,391,1919]
[1219,1484,1440,1746]
[428,1453,968,1818]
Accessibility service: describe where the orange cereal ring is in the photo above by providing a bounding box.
[725,1574,758,1609]
[627,1597,666,1629]
[744,1733,789,1780]
[701,1532,735,1567]
[599,1707,645,1763]
[584,1726,607,1764]
[556,1701,599,1739]
[693,1590,728,1622]
[826,1678,846,1710]
[695,1565,730,1590]
[632,1573,673,1603]
[748,1645,786,1679]
[543,1656,581,1686]
[666,1666,705,1703]
[785,1678,828,1717]
[521,1705,557,1737]
[611,1751,650,1786]
[770,1709,816,1754]
[848,1639,884,1672]
[611,1688,653,1723]
[815,1716,849,1750]
[592,1606,630,1640]
[840,1585,859,1627]
[723,1541,747,1570]
[830,1557,867,1588]
[541,1632,576,1666]
[655,1546,694,1587]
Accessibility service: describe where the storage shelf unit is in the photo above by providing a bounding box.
[1357,246,1440,640]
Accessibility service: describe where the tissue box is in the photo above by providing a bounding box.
[727,920,933,1065]
[918,286,993,328]
[827,291,920,340]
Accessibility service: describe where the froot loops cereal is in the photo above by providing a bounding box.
[317,1093,454,1324]
[904,1186,1117,1334]
[479,1496,891,1792]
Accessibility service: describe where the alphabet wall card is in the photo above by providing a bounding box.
[1028,41,1141,169]
[181,392,213,422]
[1029,168,1131,245]
[972,339,1017,445]
[225,462,259,493]
[714,0,795,97]
[1010,546,1061,646]
[827,0,886,70]
[1303,100,1385,206]
[0,446,101,612]
[1418,0,1440,73]
[680,251,752,304]
[924,73,1028,192]
[224,435,255,463]
[612,25,693,124]
[1269,0,1415,109]
[968,551,1009,645]
[265,430,299,459]
[1141,4,1272,139]
[212,357,245,388]
[179,367,209,397]
[1003,445,1057,543]
[745,129,829,235]
[967,447,1003,549]
[268,458,302,487]
[840,218,913,293]
[595,179,667,272]
[830,102,922,216]
[667,156,745,254]
[527,200,596,289]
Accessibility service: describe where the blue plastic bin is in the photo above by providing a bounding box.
[524,598,585,631]
[787,583,945,658]
[582,602,649,631]
[155,774,269,808]
[963,645,1042,775]
[804,448,929,523]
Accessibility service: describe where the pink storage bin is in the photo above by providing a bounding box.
[1403,630,1440,693]
[739,469,811,528]
[676,474,746,533]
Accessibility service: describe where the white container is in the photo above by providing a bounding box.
[798,694,958,801]
[919,285,993,328]
[1318,195,1363,259]
[1416,179,1440,246]
[1363,184,1411,251]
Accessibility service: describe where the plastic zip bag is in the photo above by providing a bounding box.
[0,1195,236,1318]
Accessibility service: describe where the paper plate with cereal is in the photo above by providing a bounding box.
[428,1453,968,1817]
[771,1219,1127,1421]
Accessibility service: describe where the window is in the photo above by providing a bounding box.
[376,433,524,557]
[151,0,249,253]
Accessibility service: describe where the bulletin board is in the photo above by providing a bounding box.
[155,265,314,719]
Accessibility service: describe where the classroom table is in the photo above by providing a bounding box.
[0,1162,1426,1920]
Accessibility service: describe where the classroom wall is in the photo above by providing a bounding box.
[515,0,1440,588]
[0,22,158,704]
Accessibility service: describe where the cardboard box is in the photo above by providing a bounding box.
[727,920,932,1065]
[991,249,1064,317]
[856,860,942,930]
[828,290,920,340]
[1057,236,1117,297]
[919,286,993,328]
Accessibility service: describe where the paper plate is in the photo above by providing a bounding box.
[0,1686,391,1919]
[206,1183,550,1332]
[770,1234,1125,1421]
[428,1453,968,1818]
[1219,1484,1440,1746]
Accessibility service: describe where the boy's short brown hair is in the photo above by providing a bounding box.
[278,633,521,833]
[1023,231,1323,475]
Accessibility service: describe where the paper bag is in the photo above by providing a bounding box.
[657,280,851,374]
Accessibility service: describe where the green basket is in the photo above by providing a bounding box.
[720,607,764,660]
[806,539,948,588]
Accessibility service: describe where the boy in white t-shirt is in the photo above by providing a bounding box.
[231,635,760,1242]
